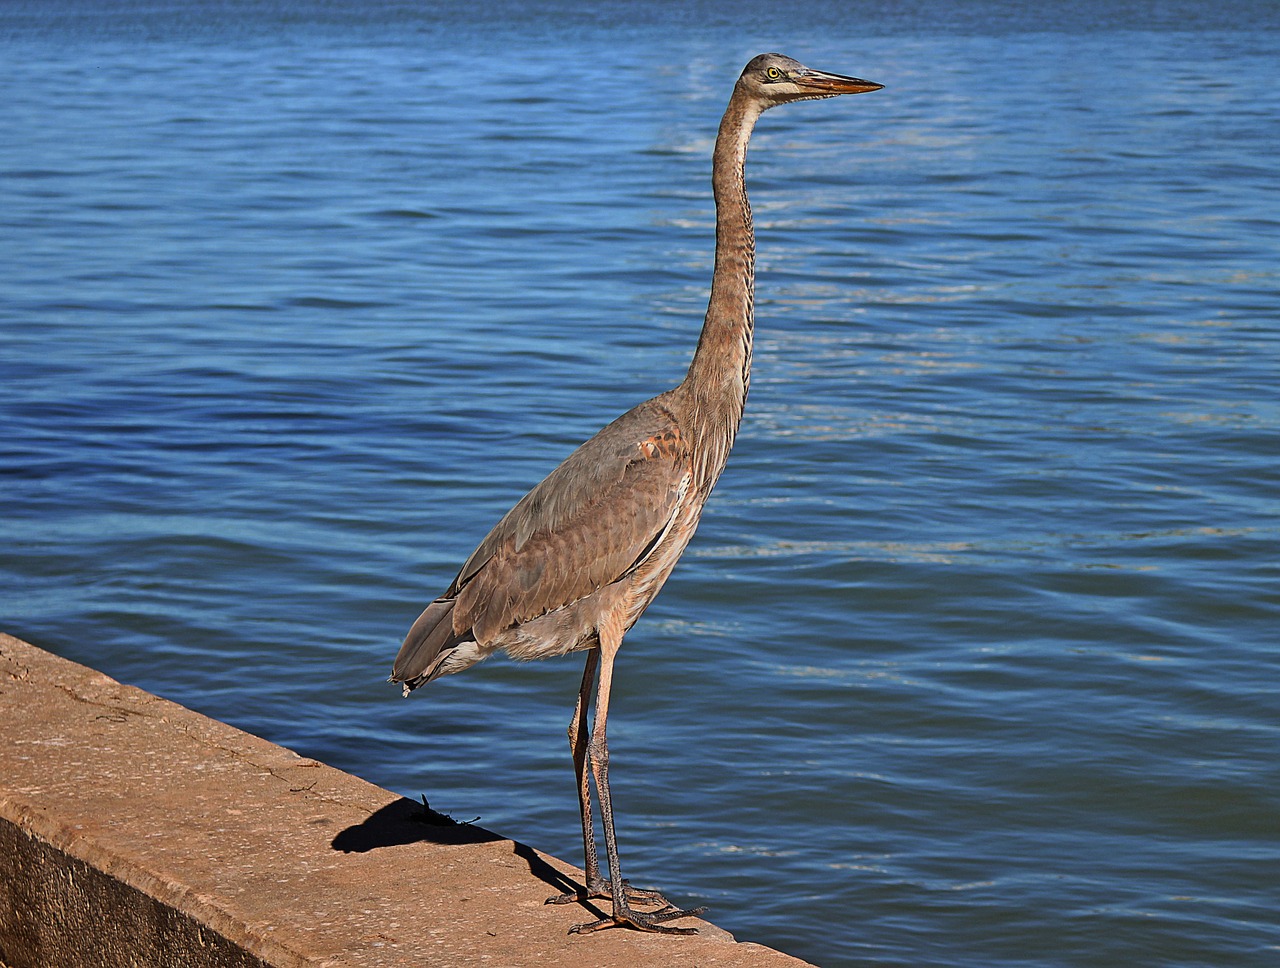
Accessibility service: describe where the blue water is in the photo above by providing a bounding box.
[4,2,1279,965]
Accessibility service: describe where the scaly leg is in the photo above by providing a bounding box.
[547,648,670,909]
[569,628,706,935]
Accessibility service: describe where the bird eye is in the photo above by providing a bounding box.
[765,67,782,80]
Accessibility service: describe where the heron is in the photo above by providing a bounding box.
[391,53,882,935]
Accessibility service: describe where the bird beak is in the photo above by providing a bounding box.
[795,68,883,95]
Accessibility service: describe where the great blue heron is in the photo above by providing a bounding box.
[392,53,882,935]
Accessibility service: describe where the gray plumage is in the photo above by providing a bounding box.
[391,53,882,935]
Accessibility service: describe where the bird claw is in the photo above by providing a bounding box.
[546,877,671,909]
[548,877,705,934]
[569,901,708,935]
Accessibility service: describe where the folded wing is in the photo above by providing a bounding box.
[393,397,691,689]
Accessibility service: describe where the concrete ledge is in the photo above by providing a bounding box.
[0,634,811,967]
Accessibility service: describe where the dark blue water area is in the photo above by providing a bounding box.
[3,2,1280,965]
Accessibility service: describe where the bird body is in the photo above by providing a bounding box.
[395,392,701,684]
[392,53,882,935]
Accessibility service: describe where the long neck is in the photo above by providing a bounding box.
[681,84,763,484]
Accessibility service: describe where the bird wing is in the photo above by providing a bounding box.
[447,396,693,645]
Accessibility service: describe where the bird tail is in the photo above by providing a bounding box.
[390,598,466,696]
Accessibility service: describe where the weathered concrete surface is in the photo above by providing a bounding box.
[0,633,812,968]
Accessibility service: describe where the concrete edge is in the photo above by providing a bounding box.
[0,633,814,968]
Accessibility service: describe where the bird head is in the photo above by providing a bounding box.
[738,53,883,108]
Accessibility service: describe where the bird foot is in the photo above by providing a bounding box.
[569,899,708,936]
[546,877,671,909]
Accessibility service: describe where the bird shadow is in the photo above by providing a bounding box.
[330,795,498,850]
[330,795,582,899]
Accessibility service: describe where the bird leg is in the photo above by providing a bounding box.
[546,648,672,911]
[567,631,707,936]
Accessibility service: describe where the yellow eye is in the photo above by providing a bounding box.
[765,67,782,80]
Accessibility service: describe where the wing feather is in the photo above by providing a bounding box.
[449,397,690,645]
